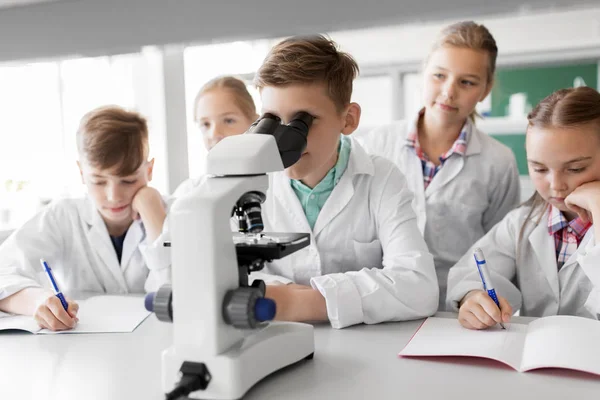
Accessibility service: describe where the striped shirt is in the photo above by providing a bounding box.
[547,205,592,269]
[406,124,468,189]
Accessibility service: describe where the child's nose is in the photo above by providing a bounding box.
[443,81,457,100]
[208,125,225,140]
[549,172,568,191]
[106,184,124,203]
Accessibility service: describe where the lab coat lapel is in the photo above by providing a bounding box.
[563,228,594,269]
[273,172,312,233]
[402,146,427,233]
[84,201,129,292]
[424,120,482,198]
[313,140,372,237]
[120,220,145,272]
[529,221,560,300]
[424,156,464,197]
[312,171,353,238]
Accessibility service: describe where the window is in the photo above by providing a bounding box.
[0,53,153,230]
[0,62,62,229]
[402,72,423,120]
[352,75,395,135]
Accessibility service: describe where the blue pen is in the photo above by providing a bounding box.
[40,259,69,312]
[473,248,506,329]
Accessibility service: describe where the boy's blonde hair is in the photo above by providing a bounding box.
[76,105,149,176]
[254,34,359,112]
[193,76,257,122]
[428,21,498,120]
[520,86,600,239]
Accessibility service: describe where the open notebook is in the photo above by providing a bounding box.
[400,316,600,376]
[0,295,150,334]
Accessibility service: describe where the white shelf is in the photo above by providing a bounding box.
[477,116,528,135]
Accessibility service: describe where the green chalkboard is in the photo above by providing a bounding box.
[486,61,598,175]
[491,63,598,117]
[490,134,527,175]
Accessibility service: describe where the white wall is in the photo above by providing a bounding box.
[331,6,600,69]
[0,0,597,63]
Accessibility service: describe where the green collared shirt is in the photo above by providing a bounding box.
[290,135,351,229]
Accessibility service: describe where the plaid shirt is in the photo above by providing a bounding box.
[547,205,592,269]
[406,126,468,189]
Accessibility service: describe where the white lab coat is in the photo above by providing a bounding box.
[173,176,206,198]
[0,197,171,301]
[357,115,520,309]
[254,138,439,329]
[446,205,600,319]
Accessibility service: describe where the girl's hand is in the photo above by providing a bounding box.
[458,290,512,330]
[565,181,600,224]
[34,295,79,331]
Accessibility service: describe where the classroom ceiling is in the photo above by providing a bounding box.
[0,0,56,9]
[0,0,598,62]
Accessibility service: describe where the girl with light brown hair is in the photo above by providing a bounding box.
[174,76,258,196]
[359,21,521,310]
[448,86,600,328]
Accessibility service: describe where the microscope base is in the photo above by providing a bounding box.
[162,322,315,399]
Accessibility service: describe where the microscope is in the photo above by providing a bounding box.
[146,112,316,400]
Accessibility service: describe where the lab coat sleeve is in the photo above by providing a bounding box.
[446,210,523,312]
[310,164,439,329]
[576,240,600,319]
[140,197,172,293]
[0,204,65,300]
[248,271,293,285]
[482,154,520,232]
[139,231,171,293]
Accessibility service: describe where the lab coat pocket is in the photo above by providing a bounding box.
[352,239,383,269]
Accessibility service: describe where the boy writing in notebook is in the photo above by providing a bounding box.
[252,35,438,328]
[0,105,170,331]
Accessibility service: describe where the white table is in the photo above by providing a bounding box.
[1,313,598,400]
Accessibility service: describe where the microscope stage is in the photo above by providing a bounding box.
[233,232,310,260]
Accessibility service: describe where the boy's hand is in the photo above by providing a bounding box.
[565,181,600,224]
[265,284,327,322]
[458,290,512,330]
[131,186,167,241]
[34,295,79,331]
[131,186,164,220]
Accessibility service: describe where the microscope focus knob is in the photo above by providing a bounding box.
[254,297,276,322]
[223,287,276,329]
[146,284,173,322]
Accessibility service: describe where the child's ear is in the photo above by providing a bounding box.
[341,102,361,136]
[146,159,155,182]
[76,161,85,184]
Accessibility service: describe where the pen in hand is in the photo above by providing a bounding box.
[473,248,506,329]
[40,258,69,312]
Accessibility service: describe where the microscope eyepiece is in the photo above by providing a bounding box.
[248,113,280,135]
[246,111,313,168]
[287,111,314,132]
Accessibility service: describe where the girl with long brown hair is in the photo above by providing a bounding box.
[447,86,600,329]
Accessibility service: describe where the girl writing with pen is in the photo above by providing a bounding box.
[447,86,600,329]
